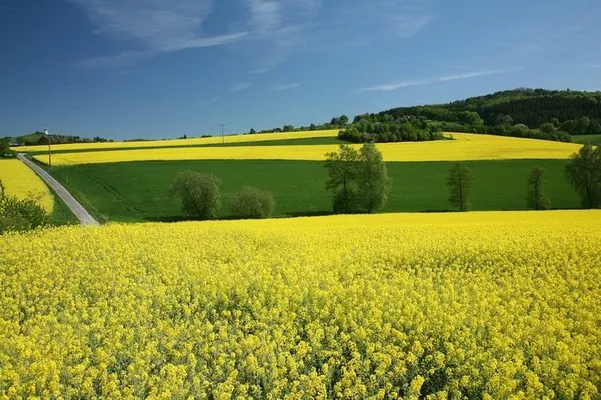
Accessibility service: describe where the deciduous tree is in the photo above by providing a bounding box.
[565,144,601,208]
[357,142,391,213]
[325,145,360,213]
[447,163,475,212]
[527,167,551,210]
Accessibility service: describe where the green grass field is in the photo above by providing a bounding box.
[49,194,78,225]
[27,136,349,155]
[50,159,579,223]
[572,134,601,146]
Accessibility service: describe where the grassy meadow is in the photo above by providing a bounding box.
[50,159,579,223]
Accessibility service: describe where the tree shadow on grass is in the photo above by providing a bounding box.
[285,210,332,218]
[143,215,198,223]
[143,214,284,222]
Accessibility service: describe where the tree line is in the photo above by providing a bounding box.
[4,132,114,147]
[339,114,444,143]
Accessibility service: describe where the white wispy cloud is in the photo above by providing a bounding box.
[229,82,253,93]
[247,0,282,33]
[199,96,220,105]
[70,0,247,68]
[273,83,303,91]
[72,0,437,71]
[340,1,435,39]
[554,63,601,69]
[389,13,434,38]
[244,0,322,73]
[251,67,271,74]
[356,69,522,92]
[78,50,154,69]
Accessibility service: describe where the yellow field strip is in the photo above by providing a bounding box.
[33,133,583,166]
[14,129,340,153]
[0,159,54,212]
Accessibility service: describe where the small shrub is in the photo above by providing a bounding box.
[230,186,275,219]
[0,180,49,233]
[169,171,221,220]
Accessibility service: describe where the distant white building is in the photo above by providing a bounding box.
[9,140,21,147]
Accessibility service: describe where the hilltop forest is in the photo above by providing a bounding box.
[252,89,601,144]
[378,88,601,137]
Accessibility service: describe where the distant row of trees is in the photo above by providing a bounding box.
[248,117,350,135]
[339,114,444,143]
[248,107,588,144]
[169,171,275,220]
[6,132,113,147]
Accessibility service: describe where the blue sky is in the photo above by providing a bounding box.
[1,0,600,140]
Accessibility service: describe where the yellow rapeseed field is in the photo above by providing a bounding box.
[32,133,583,166]
[0,159,54,212]
[15,129,340,153]
[1,210,600,399]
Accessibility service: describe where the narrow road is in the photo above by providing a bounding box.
[17,154,100,226]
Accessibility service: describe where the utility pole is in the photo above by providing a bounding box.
[44,128,51,167]
[220,124,226,144]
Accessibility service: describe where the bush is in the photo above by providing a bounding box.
[230,186,275,219]
[0,180,49,233]
[169,171,221,220]
[0,139,14,158]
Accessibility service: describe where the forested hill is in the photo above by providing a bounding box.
[380,89,601,135]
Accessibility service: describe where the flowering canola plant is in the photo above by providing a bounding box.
[1,210,600,399]
[0,159,54,212]
[32,133,583,166]
[15,129,340,153]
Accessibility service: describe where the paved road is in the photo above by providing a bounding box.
[17,154,100,226]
